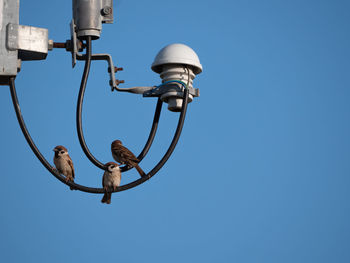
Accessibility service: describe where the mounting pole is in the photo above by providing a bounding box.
[0,0,20,85]
[0,0,51,86]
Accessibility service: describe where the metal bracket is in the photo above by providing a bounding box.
[101,0,114,24]
[113,86,155,94]
[69,20,120,90]
[69,19,85,68]
[6,24,49,61]
[77,52,117,90]
[70,20,78,68]
[143,84,200,98]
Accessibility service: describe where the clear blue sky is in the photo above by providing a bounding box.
[1,0,349,262]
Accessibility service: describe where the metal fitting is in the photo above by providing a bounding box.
[48,40,54,51]
[101,6,112,16]
[108,66,123,73]
[109,79,124,86]
[73,0,114,39]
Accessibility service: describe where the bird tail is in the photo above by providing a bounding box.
[134,163,146,178]
[101,193,111,204]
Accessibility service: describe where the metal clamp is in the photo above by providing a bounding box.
[6,23,49,61]
[143,84,200,98]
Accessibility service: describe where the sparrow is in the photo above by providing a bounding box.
[111,140,146,178]
[101,162,121,204]
[53,145,75,190]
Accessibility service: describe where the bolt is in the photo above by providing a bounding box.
[53,42,67,49]
[116,79,125,85]
[108,66,124,73]
[101,6,112,16]
[77,41,85,52]
[109,79,125,86]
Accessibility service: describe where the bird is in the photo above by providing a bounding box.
[101,162,121,204]
[53,145,75,190]
[111,140,146,178]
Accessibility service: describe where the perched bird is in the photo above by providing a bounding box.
[111,140,146,178]
[101,162,121,204]
[53,145,75,190]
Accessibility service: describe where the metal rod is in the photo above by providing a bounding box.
[9,76,189,193]
[53,42,66,49]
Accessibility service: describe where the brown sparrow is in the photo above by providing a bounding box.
[53,145,75,190]
[101,162,121,204]
[111,140,146,178]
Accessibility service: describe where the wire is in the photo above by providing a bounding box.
[115,86,190,191]
[75,37,163,173]
[9,77,84,191]
[9,34,190,194]
[135,99,163,160]
[156,66,191,90]
[9,76,189,193]
[120,98,163,172]
[76,37,106,170]
[157,80,188,89]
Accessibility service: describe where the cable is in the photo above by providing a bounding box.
[9,77,84,191]
[137,98,163,161]
[76,38,163,173]
[9,76,189,193]
[116,87,190,191]
[76,37,106,170]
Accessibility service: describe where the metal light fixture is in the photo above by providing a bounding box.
[1,0,203,195]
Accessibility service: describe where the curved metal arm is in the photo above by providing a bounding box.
[9,77,189,194]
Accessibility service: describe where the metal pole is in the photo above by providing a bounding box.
[0,0,20,85]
